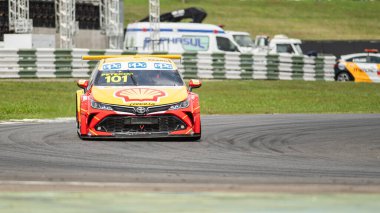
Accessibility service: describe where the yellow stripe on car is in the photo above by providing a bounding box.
[76,90,84,113]
[82,55,181,61]
[345,62,372,83]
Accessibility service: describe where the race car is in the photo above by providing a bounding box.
[76,55,202,140]
[334,49,380,82]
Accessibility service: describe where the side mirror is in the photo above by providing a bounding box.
[189,79,202,91]
[77,79,89,89]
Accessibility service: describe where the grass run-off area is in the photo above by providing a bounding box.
[123,0,380,40]
[0,80,379,120]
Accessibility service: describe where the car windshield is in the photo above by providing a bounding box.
[233,35,253,47]
[94,69,184,86]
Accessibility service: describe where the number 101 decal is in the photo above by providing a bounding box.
[101,73,132,83]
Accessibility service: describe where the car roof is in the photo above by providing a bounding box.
[341,53,380,61]
[226,31,251,36]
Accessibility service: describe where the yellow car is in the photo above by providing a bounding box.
[334,49,380,82]
[76,55,202,140]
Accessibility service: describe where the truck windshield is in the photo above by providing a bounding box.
[94,70,184,86]
[216,37,239,52]
[277,44,294,54]
[294,44,303,55]
[233,35,253,47]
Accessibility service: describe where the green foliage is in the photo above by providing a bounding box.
[124,0,380,40]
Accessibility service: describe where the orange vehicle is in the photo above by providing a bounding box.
[76,55,202,140]
[335,49,380,82]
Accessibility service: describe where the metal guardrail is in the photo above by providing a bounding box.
[0,48,336,81]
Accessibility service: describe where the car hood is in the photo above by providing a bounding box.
[91,86,188,106]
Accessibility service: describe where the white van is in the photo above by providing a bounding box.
[124,22,240,53]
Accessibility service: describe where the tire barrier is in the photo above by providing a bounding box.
[0,48,336,81]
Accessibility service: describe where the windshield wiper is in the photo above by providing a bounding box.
[129,72,138,86]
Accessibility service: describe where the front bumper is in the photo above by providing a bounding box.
[95,115,187,133]
[78,107,200,139]
[78,131,201,139]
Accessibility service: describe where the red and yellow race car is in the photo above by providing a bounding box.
[76,55,202,140]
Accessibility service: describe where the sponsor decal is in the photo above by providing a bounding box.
[147,58,170,62]
[128,62,147,69]
[102,63,121,71]
[154,63,173,70]
[115,88,166,102]
[143,36,209,51]
[129,103,155,106]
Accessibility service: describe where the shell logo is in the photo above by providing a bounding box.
[115,88,166,102]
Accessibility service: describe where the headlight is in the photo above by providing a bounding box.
[169,98,190,110]
[91,99,113,110]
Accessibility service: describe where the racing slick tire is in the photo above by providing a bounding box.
[336,71,353,82]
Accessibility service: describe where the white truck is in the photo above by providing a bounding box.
[225,31,254,53]
[124,22,240,53]
[227,31,304,55]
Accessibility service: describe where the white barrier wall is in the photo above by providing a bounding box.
[0,48,336,81]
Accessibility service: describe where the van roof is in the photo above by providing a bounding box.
[126,22,225,34]
[226,31,251,36]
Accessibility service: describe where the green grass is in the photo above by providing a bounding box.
[124,0,380,40]
[198,80,380,114]
[1,80,380,120]
[0,81,78,120]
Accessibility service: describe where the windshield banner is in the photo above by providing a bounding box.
[101,62,175,71]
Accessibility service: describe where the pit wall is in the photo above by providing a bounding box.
[0,48,336,81]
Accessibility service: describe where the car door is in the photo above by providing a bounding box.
[368,56,380,82]
[352,56,380,82]
[349,56,378,82]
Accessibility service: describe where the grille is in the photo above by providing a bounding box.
[111,105,135,113]
[148,105,171,113]
[95,115,186,133]
[110,105,171,114]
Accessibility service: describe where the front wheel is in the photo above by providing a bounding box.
[336,71,353,82]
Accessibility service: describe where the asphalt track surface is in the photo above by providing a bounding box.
[0,114,379,189]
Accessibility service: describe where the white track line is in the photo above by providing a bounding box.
[0,180,379,193]
[0,117,75,125]
[0,180,138,187]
